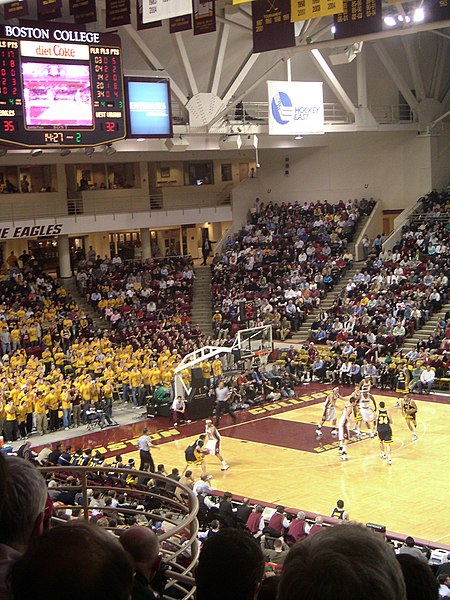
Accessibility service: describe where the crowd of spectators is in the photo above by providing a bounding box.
[2,451,448,600]
[210,197,374,340]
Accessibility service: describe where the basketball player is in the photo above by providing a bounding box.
[205,419,230,471]
[349,384,362,435]
[394,364,410,406]
[375,401,394,465]
[358,389,377,437]
[315,386,342,437]
[401,393,418,441]
[338,397,356,461]
[360,375,372,394]
[182,434,208,475]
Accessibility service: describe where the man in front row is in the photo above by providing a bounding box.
[120,526,162,600]
[277,524,407,600]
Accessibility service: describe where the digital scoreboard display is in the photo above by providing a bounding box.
[0,23,126,148]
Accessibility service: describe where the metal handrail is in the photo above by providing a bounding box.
[39,465,199,600]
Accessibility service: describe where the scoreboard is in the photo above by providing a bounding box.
[0,23,126,148]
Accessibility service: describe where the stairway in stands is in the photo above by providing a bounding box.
[59,277,110,332]
[291,214,370,343]
[402,301,450,351]
[191,265,213,337]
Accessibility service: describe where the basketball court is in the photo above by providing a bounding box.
[72,386,449,546]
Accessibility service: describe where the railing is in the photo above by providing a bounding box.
[40,465,198,600]
[0,188,232,224]
[223,102,417,126]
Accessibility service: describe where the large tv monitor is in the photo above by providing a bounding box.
[125,77,173,138]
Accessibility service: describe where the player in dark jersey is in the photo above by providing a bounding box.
[394,364,410,406]
[401,393,418,441]
[375,401,393,465]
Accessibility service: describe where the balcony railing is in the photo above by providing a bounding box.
[40,465,198,600]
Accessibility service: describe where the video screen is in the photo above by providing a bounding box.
[125,78,172,138]
[21,62,93,128]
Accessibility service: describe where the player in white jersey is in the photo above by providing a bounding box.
[205,419,229,471]
[338,397,356,461]
[358,390,377,437]
[316,387,342,437]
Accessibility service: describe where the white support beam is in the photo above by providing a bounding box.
[373,42,420,113]
[211,23,231,96]
[431,38,447,100]
[441,87,450,109]
[310,49,356,117]
[216,15,251,32]
[122,25,188,106]
[401,37,426,102]
[356,49,368,108]
[222,52,260,106]
[174,32,199,97]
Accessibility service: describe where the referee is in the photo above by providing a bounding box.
[137,427,158,472]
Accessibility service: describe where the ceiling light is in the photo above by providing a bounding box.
[60,148,71,157]
[0,148,7,157]
[31,149,43,157]
[104,144,116,155]
[383,15,397,27]
[136,138,145,142]
[405,15,411,22]
[295,136,303,140]
[85,147,95,156]
[413,7,425,22]
[331,25,336,34]
[397,14,404,21]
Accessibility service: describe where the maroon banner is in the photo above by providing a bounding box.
[69,0,97,23]
[170,14,193,32]
[193,0,216,35]
[333,0,382,39]
[37,0,62,20]
[252,0,295,53]
[136,0,162,29]
[423,0,450,23]
[106,0,131,27]
[4,1,29,19]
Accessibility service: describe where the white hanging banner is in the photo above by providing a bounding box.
[142,0,192,23]
[267,81,324,135]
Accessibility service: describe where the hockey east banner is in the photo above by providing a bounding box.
[267,81,324,135]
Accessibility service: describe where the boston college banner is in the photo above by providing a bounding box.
[3,1,29,19]
[333,0,382,39]
[105,0,131,27]
[70,0,98,24]
[252,0,295,53]
[193,0,216,35]
[142,0,192,23]
[37,0,62,20]
[170,14,193,33]
[291,0,343,21]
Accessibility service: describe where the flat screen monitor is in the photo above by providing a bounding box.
[125,77,173,138]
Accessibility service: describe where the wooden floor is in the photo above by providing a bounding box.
[121,391,450,546]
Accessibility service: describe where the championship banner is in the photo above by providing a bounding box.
[252,0,295,53]
[232,0,254,4]
[333,0,382,39]
[170,14,193,32]
[37,0,62,20]
[142,0,192,23]
[423,0,450,23]
[4,1,29,19]
[267,81,324,135]
[193,0,216,35]
[291,0,343,21]
[136,0,162,28]
[106,0,131,27]
[70,0,98,24]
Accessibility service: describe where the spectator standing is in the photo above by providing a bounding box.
[137,427,159,472]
